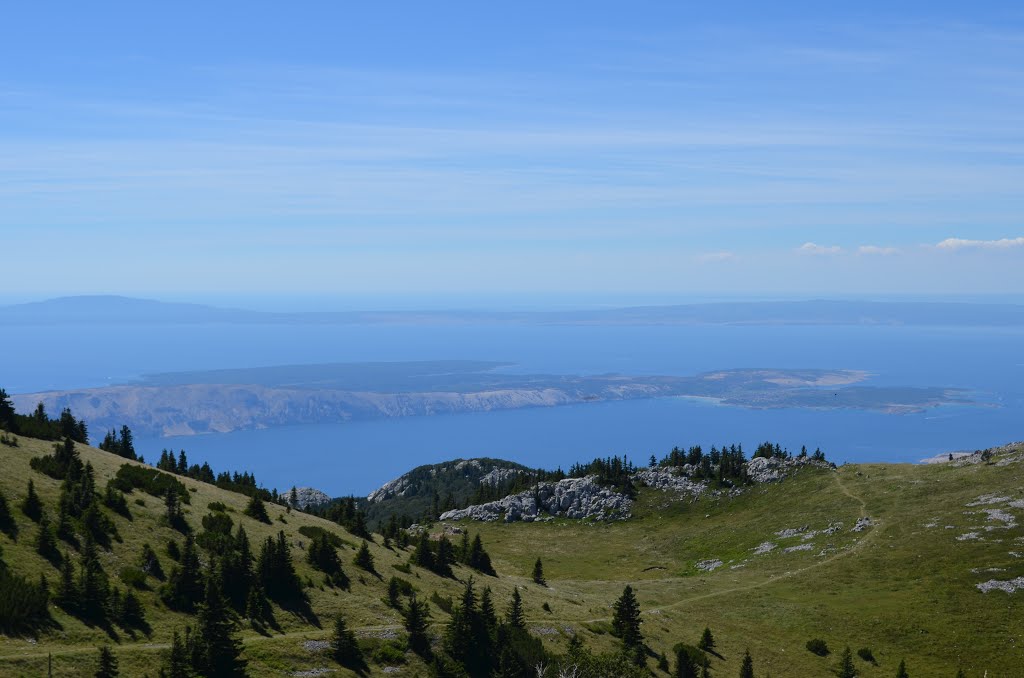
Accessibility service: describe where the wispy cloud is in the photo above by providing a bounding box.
[697,251,736,263]
[858,245,900,255]
[935,237,1024,250]
[797,242,842,255]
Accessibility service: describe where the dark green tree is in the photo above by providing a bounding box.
[480,586,497,633]
[79,533,110,620]
[55,552,77,611]
[163,629,192,678]
[404,593,432,658]
[612,585,644,664]
[467,534,496,576]
[354,540,375,573]
[739,649,754,678]
[506,586,525,629]
[0,490,17,539]
[243,494,271,524]
[532,557,546,586]
[94,645,118,678]
[162,534,204,612]
[192,572,247,677]
[896,659,909,678]
[698,626,715,652]
[836,647,857,678]
[21,479,43,522]
[331,613,366,671]
[140,543,165,581]
[676,646,698,678]
[35,513,61,564]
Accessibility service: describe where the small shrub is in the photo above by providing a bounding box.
[207,501,229,513]
[133,498,146,507]
[298,525,349,548]
[807,638,830,656]
[542,602,552,613]
[166,539,181,561]
[119,566,149,590]
[372,641,408,666]
[392,562,412,574]
[857,647,876,664]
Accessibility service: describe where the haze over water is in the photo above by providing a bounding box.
[4,318,1021,495]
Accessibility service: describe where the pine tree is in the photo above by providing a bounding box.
[289,486,299,509]
[955,670,965,678]
[56,552,77,611]
[611,585,643,660]
[698,626,715,652]
[836,647,857,678]
[739,649,754,678]
[506,586,525,629]
[35,513,60,564]
[676,647,698,678]
[896,659,909,678]
[532,557,546,586]
[404,593,432,658]
[468,534,496,576]
[21,479,43,522]
[0,490,17,539]
[479,586,497,633]
[79,533,110,620]
[192,572,247,677]
[243,494,271,524]
[331,613,365,670]
[354,540,375,573]
[163,534,204,612]
[164,629,192,678]
[140,543,165,581]
[94,645,118,678]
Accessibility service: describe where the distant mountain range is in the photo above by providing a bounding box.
[4,294,1024,326]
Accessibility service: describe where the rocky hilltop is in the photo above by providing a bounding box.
[441,455,833,523]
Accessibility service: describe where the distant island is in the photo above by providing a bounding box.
[11,361,973,438]
[4,294,1024,327]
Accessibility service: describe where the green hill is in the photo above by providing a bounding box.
[1,431,1023,677]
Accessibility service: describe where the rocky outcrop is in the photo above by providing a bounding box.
[439,475,632,523]
[632,468,706,497]
[292,487,331,510]
[745,456,832,483]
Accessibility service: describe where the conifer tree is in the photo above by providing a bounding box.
[0,490,17,539]
[192,572,247,677]
[739,649,754,678]
[94,645,118,678]
[331,613,366,670]
[164,630,191,678]
[244,494,271,524]
[35,513,60,564]
[468,534,496,576]
[56,552,77,611]
[404,593,432,658]
[698,626,715,652]
[836,647,857,678]
[21,479,43,523]
[79,532,110,620]
[140,543,165,581]
[676,647,698,678]
[506,586,525,629]
[896,660,909,678]
[412,532,436,572]
[533,557,546,586]
[245,577,269,625]
[612,585,644,663]
[163,534,204,612]
[480,586,497,633]
[354,540,375,573]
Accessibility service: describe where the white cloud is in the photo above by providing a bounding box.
[697,251,736,263]
[797,242,842,255]
[858,245,900,255]
[935,237,1024,250]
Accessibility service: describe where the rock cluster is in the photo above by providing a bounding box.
[292,487,331,510]
[439,475,632,523]
[633,468,706,496]
[976,577,1024,594]
[745,456,832,483]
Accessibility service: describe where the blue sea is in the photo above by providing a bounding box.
[2,322,1022,495]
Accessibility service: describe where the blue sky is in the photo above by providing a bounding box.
[2,1,1023,302]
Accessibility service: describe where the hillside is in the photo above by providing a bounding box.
[1,433,1023,676]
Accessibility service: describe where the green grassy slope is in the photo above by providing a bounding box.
[2,435,1023,677]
